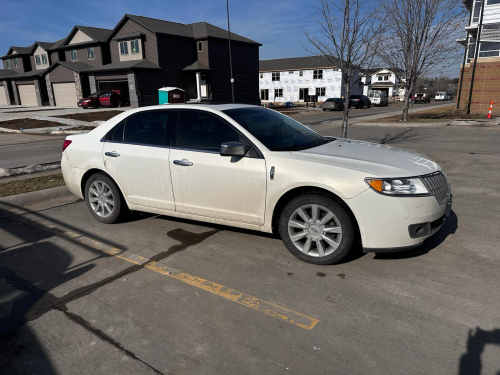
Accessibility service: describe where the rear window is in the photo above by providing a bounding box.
[350,95,360,99]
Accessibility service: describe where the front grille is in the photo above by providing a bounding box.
[421,172,450,204]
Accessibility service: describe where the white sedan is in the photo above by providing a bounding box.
[61,104,452,265]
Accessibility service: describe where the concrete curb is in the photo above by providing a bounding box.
[354,121,450,127]
[0,185,80,211]
[0,163,61,178]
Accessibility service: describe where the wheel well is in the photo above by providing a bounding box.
[80,169,114,199]
[271,187,361,240]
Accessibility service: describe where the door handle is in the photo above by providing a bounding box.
[105,151,120,157]
[173,159,193,166]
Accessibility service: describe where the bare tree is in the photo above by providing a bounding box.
[378,0,465,121]
[305,0,380,137]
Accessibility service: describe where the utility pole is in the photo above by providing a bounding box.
[437,65,445,92]
[226,0,235,103]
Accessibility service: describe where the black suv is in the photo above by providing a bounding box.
[348,95,371,109]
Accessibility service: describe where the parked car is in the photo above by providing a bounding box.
[99,91,121,107]
[414,93,431,104]
[77,93,101,109]
[435,92,446,101]
[62,104,451,265]
[348,95,371,109]
[322,98,345,111]
[368,91,389,106]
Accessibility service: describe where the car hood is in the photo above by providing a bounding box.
[291,139,440,177]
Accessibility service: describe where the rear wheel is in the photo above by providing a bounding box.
[279,194,354,265]
[84,173,127,224]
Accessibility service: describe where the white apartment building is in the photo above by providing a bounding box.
[361,68,406,98]
[259,56,361,103]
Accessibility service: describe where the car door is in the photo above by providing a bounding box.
[100,93,110,107]
[169,109,267,225]
[102,110,175,211]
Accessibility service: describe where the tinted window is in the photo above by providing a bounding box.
[123,111,169,146]
[175,110,240,152]
[223,107,332,152]
[350,95,360,99]
[109,121,125,141]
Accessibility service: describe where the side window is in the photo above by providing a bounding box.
[109,121,125,141]
[107,112,169,146]
[175,110,240,152]
[123,111,169,146]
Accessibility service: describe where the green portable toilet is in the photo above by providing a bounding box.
[158,87,185,104]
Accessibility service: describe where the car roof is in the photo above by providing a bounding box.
[123,103,258,113]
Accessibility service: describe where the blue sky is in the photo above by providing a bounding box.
[0,0,461,77]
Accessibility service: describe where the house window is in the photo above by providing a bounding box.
[272,72,280,81]
[288,71,294,74]
[131,40,140,55]
[313,70,323,79]
[479,41,500,57]
[384,76,389,81]
[87,47,95,60]
[378,76,382,81]
[274,88,283,97]
[260,89,269,100]
[71,50,78,61]
[6,60,11,69]
[316,87,326,96]
[259,73,263,79]
[35,55,41,65]
[299,71,303,77]
[14,58,18,68]
[119,41,129,55]
[197,41,203,52]
[487,0,500,4]
[42,54,48,64]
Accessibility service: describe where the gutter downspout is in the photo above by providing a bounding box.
[466,0,486,114]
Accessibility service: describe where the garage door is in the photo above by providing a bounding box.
[53,82,78,107]
[18,85,38,106]
[0,87,7,105]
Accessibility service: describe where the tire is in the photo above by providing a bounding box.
[323,108,326,111]
[367,103,371,108]
[279,194,355,265]
[84,173,128,224]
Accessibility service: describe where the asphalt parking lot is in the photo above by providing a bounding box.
[1,122,499,374]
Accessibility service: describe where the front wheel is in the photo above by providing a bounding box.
[279,194,355,265]
[84,173,127,223]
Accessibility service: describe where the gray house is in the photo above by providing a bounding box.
[1,14,261,108]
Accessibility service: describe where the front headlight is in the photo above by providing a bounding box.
[366,178,429,195]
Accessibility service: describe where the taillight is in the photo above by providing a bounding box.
[63,140,72,152]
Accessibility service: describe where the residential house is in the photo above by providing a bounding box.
[456,0,500,113]
[361,68,406,98]
[258,56,361,103]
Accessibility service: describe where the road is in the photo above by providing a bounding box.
[0,101,451,169]
[1,121,499,374]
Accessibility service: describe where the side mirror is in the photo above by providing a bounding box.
[220,142,249,157]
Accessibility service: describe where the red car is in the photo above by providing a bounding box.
[77,92,101,108]
[99,91,121,107]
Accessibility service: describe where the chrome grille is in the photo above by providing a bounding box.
[421,172,450,204]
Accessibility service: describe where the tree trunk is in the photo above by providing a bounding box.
[401,84,411,121]
[342,82,350,138]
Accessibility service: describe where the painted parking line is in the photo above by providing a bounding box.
[7,216,320,330]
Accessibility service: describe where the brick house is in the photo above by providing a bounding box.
[457,0,500,113]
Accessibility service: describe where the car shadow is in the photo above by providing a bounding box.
[458,327,500,375]
[0,201,127,373]
[373,209,458,260]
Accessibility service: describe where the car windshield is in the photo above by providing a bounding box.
[223,107,335,151]
[89,93,99,98]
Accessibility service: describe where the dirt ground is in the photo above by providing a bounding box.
[67,125,97,131]
[368,104,491,123]
[55,111,124,122]
[0,173,65,197]
[0,119,65,130]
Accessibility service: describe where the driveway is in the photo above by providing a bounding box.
[1,123,499,374]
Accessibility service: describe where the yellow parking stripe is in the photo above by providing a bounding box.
[20,218,319,330]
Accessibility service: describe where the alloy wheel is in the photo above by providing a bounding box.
[88,180,114,218]
[287,204,343,257]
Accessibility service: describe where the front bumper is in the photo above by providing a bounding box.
[346,189,451,252]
